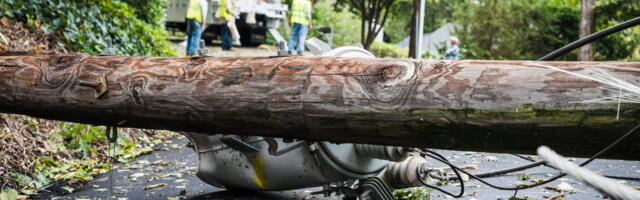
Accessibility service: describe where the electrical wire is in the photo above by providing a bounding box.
[416,149,465,198]
[538,16,640,61]
[428,160,546,181]
[419,123,640,191]
[511,154,536,162]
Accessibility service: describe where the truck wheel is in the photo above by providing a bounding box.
[239,28,266,46]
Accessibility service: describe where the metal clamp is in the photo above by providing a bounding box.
[197,40,209,56]
[264,137,310,156]
[277,41,291,56]
[106,126,118,143]
[78,74,108,99]
[220,134,259,154]
[100,38,116,56]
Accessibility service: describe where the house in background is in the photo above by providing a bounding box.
[396,23,460,54]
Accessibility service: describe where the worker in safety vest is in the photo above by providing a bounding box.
[185,0,209,56]
[217,0,236,50]
[287,0,312,55]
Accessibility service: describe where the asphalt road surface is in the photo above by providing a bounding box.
[34,134,640,200]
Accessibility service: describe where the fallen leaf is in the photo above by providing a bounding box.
[144,183,167,190]
[461,164,478,170]
[67,178,81,185]
[180,189,187,195]
[137,160,150,165]
[557,182,576,193]
[170,144,180,149]
[130,172,147,178]
[532,178,545,183]
[95,188,108,192]
[153,160,177,166]
[0,17,8,27]
[61,186,75,193]
[0,32,8,46]
[460,173,469,182]
[161,172,183,178]
[484,156,498,162]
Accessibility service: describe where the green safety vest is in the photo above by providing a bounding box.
[219,0,233,20]
[186,0,203,23]
[290,0,310,25]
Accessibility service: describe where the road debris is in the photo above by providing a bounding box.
[543,186,566,200]
[144,183,167,190]
[557,182,576,194]
[485,156,499,162]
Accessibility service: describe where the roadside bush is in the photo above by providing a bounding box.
[370,41,408,58]
[0,0,176,56]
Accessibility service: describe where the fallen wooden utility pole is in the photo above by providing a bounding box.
[1,52,640,159]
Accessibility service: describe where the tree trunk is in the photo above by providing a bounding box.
[1,53,640,159]
[578,0,595,61]
[408,0,420,58]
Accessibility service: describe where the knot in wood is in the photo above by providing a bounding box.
[381,66,401,80]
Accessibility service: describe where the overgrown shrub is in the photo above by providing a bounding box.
[0,0,176,56]
[370,41,408,58]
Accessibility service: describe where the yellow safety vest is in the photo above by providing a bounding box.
[290,0,310,25]
[186,0,203,23]
[219,0,233,20]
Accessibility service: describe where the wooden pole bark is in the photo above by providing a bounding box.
[1,52,640,159]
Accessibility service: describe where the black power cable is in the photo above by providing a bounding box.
[538,16,640,61]
[416,150,465,198]
[420,123,640,191]
[429,160,546,181]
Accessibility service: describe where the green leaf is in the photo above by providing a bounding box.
[61,186,74,193]
[0,189,19,200]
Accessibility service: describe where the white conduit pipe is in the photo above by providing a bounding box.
[537,146,640,200]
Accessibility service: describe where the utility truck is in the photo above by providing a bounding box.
[164,0,288,45]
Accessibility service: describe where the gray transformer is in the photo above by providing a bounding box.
[185,134,400,190]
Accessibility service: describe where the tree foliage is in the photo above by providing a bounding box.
[0,0,176,56]
[454,0,640,61]
[333,0,396,49]
[309,0,362,47]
